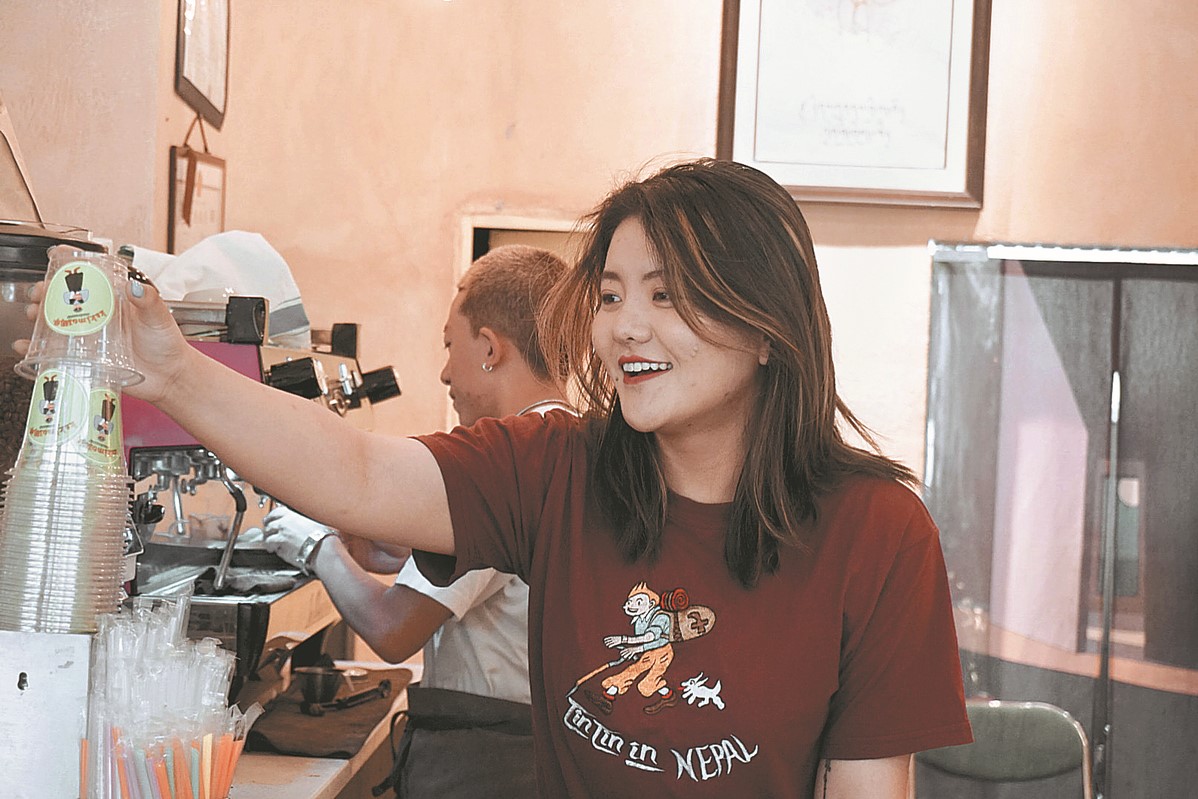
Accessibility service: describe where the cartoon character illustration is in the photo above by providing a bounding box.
[39,374,59,419]
[63,267,89,311]
[94,395,117,439]
[572,583,718,718]
[681,673,725,710]
[585,582,678,716]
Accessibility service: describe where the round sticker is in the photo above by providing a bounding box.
[44,260,116,336]
[84,388,123,465]
[24,368,89,448]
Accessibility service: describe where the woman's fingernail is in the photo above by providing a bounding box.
[25,285,36,301]
[130,280,145,298]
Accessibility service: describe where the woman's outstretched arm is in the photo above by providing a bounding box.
[18,279,455,555]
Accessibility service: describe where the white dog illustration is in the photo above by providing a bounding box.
[681,673,725,710]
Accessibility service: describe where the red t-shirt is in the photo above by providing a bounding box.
[415,411,970,797]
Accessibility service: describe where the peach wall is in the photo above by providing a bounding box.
[974,0,1198,247]
[205,0,723,437]
[0,0,161,247]
[3,0,1198,467]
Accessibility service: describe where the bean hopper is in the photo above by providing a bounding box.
[124,294,401,707]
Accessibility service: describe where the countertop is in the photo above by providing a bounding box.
[229,661,419,799]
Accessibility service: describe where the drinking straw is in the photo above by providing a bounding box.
[214,732,234,799]
[201,734,213,799]
[224,737,246,798]
[121,745,143,799]
[207,748,221,799]
[86,599,249,799]
[146,752,165,799]
[214,697,263,796]
[164,746,176,798]
[172,739,194,799]
[222,730,236,792]
[152,754,172,799]
[189,745,201,799]
[115,745,132,799]
[79,737,88,799]
[111,738,122,799]
[209,736,225,799]
[133,748,156,799]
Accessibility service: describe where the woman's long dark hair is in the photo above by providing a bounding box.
[540,159,916,588]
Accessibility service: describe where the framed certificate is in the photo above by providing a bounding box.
[168,146,226,254]
[718,0,991,207]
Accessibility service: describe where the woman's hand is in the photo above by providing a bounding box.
[16,277,193,404]
[12,281,44,358]
[15,273,458,559]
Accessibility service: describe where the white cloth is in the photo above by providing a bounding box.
[394,558,531,704]
[130,230,311,348]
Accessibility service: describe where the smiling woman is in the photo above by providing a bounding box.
[71,157,971,798]
[542,159,921,585]
[591,217,768,467]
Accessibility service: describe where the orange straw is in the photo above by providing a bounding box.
[115,746,132,799]
[192,740,206,799]
[172,739,194,799]
[227,737,246,795]
[109,728,132,799]
[153,753,172,799]
[210,736,224,799]
[213,732,234,799]
[78,738,88,799]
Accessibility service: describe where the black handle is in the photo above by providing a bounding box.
[361,367,401,404]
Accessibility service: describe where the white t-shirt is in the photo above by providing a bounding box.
[394,557,531,704]
[393,402,572,705]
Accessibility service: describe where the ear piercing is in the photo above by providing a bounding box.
[482,363,494,373]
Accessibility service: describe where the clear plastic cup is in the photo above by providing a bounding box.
[0,427,133,633]
[0,530,126,560]
[14,246,144,387]
[1,488,132,510]
[9,361,132,474]
[0,559,125,631]
[0,540,126,563]
[0,299,135,633]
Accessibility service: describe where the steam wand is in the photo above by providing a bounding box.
[212,457,248,592]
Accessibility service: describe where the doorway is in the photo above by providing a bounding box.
[920,243,1198,797]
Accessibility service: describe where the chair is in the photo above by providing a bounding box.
[917,699,1092,798]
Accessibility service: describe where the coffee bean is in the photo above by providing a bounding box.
[0,357,33,472]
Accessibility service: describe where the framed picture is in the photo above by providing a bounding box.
[175,0,230,129]
[717,0,991,207]
[168,146,226,254]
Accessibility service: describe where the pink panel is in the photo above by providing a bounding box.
[121,341,263,459]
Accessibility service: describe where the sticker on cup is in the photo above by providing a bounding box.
[24,368,89,447]
[84,388,123,464]
[43,261,116,336]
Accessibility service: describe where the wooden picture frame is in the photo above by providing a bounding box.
[168,145,226,254]
[717,0,991,207]
[175,0,230,129]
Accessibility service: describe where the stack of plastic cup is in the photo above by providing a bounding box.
[0,245,144,633]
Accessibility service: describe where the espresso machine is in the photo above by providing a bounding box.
[125,294,401,706]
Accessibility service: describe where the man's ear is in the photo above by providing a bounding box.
[478,326,507,369]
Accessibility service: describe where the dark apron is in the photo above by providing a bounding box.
[373,684,535,799]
